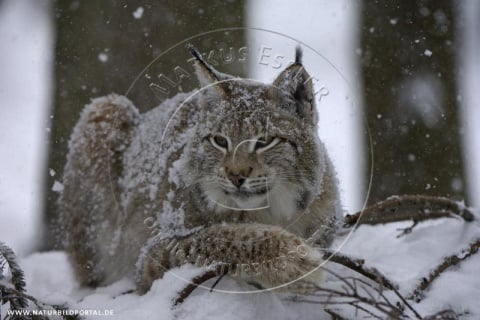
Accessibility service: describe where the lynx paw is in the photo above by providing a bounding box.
[135,237,174,295]
[181,224,324,293]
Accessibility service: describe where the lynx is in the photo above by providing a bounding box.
[59,46,341,294]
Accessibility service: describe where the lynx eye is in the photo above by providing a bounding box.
[254,136,280,153]
[209,134,230,151]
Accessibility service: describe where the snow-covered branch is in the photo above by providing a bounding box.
[173,264,229,306]
[323,251,397,289]
[344,195,475,228]
[290,268,419,320]
[0,241,28,309]
[409,237,480,302]
[1,242,81,320]
[170,194,476,318]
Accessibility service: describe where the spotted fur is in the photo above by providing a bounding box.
[59,47,341,294]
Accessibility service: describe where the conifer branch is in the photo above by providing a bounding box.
[0,241,81,319]
[0,241,28,309]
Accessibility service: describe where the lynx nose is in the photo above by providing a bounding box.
[226,167,252,188]
[229,174,246,187]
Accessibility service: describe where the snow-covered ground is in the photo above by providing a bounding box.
[1,0,480,319]
[12,214,480,319]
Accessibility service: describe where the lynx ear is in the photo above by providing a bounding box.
[187,44,232,94]
[272,47,315,121]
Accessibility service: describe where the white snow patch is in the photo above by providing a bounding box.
[132,7,144,19]
[424,49,433,57]
[451,177,463,192]
[51,180,64,193]
[21,251,78,302]
[98,52,108,63]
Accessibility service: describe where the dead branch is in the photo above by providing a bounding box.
[292,268,411,320]
[170,194,477,313]
[171,250,407,314]
[324,308,348,320]
[323,251,396,291]
[170,250,400,311]
[348,301,385,320]
[323,250,423,319]
[172,263,229,306]
[171,249,464,319]
[344,195,475,228]
[172,249,400,307]
[408,237,480,302]
[423,310,458,320]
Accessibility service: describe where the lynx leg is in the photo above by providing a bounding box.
[60,94,139,286]
[135,224,324,294]
[135,238,173,294]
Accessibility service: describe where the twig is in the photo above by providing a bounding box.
[170,194,476,313]
[349,301,384,320]
[173,264,229,306]
[170,249,419,317]
[324,308,348,320]
[324,251,422,319]
[423,310,458,320]
[323,251,397,291]
[172,248,397,308]
[344,195,475,227]
[396,220,418,238]
[408,238,480,302]
[293,268,407,319]
[173,250,398,307]
[209,273,226,292]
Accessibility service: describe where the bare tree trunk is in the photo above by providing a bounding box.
[44,0,245,249]
[360,0,467,203]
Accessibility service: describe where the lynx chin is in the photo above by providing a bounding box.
[59,45,342,294]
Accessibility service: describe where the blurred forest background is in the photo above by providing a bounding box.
[0,0,479,254]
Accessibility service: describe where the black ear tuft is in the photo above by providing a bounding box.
[186,43,233,93]
[271,46,316,122]
[187,43,219,83]
[295,46,303,65]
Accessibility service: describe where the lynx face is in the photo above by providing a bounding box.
[184,54,325,219]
